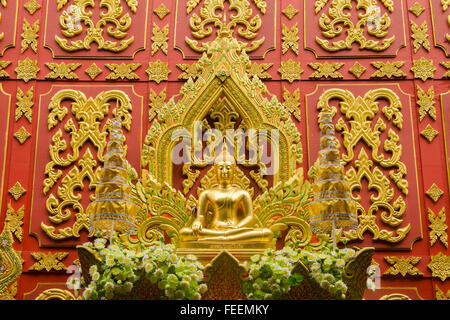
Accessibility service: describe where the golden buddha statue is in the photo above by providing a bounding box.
[180,158,273,244]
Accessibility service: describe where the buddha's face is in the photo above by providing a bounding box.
[216,161,234,185]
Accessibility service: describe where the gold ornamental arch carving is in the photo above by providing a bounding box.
[142,36,302,193]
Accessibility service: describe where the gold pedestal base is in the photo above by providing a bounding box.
[177,241,273,265]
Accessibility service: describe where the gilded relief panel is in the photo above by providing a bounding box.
[0,0,18,56]
[306,83,422,250]
[430,0,450,56]
[304,0,406,58]
[43,0,150,59]
[29,84,143,247]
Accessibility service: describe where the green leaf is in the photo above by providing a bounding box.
[288,273,303,286]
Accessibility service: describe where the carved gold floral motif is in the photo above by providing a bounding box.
[15,58,39,83]
[24,0,41,15]
[105,63,140,80]
[8,182,26,201]
[282,87,301,121]
[41,89,133,241]
[315,0,395,52]
[441,61,450,78]
[281,23,299,55]
[246,62,272,79]
[0,61,11,78]
[146,60,170,83]
[420,124,439,143]
[21,18,39,53]
[282,4,298,20]
[151,23,169,55]
[417,85,436,121]
[436,286,450,300]
[14,126,31,144]
[348,61,367,78]
[185,0,265,53]
[384,256,423,277]
[428,208,448,248]
[442,0,450,41]
[28,252,68,272]
[278,59,303,83]
[55,0,137,53]
[308,62,344,79]
[148,88,166,122]
[177,62,202,80]
[425,183,444,203]
[5,203,24,242]
[84,63,102,80]
[411,57,436,81]
[35,288,78,300]
[410,21,430,53]
[370,61,406,78]
[16,87,33,123]
[317,88,410,243]
[45,62,81,80]
[428,252,450,281]
[409,2,425,17]
[153,3,170,20]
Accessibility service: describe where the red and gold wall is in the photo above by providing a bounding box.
[0,0,449,300]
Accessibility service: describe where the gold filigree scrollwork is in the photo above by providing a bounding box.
[185,0,265,54]
[428,208,448,248]
[55,0,136,53]
[28,252,69,271]
[411,21,430,53]
[417,85,436,121]
[151,23,169,55]
[21,18,39,53]
[281,23,299,55]
[315,0,395,52]
[41,89,133,241]
[16,87,33,123]
[317,88,410,244]
[384,256,423,277]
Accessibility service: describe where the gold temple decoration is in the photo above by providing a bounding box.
[84,63,102,80]
[410,21,430,53]
[14,126,31,145]
[442,0,450,41]
[411,57,436,81]
[35,288,78,300]
[246,62,272,80]
[15,58,39,83]
[0,61,11,78]
[105,63,141,80]
[55,0,136,53]
[441,61,450,78]
[420,124,439,143]
[409,2,425,17]
[45,62,81,80]
[348,61,367,79]
[41,89,133,241]
[278,59,303,83]
[153,3,170,20]
[186,0,202,13]
[308,62,344,79]
[5,203,24,243]
[384,256,423,277]
[86,118,139,236]
[21,18,39,53]
[379,293,412,300]
[370,61,406,78]
[185,0,265,54]
[317,88,410,243]
[24,0,41,15]
[436,286,450,300]
[16,87,33,123]
[151,23,169,55]
[428,252,450,281]
[0,223,23,300]
[281,23,299,55]
[282,87,301,121]
[417,85,436,121]
[425,183,444,203]
[282,4,298,20]
[28,252,69,272]
[315,0,395,52]
[0,0,6,41]
[148,88,166,122]
[8,182,26,201]
[177,62,202,80]
[146,60,170,83]
[251,0,266,14]
[428,208,448,248]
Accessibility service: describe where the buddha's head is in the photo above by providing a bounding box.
[216,160,235,186]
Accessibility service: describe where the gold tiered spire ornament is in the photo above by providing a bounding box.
[309,110,358,248]
[87,118,138,238]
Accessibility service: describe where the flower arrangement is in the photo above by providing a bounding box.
[243,243,358,300]
[78,237,207,300]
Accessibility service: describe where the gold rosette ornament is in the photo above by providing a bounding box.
[308,110,358,243]
[87,118,138,236]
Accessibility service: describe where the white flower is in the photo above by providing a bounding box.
[335,280,347,292]
[320,280,330,289]
[144,263,154,273]
[105,281,115,292]
[193,292,202,300]
[310,262,321,272]
[335,259,345,269]
[83,288,92,299]
[169,254,178,264]
[165,287,175,298]
[154,247,163,256]
[108,244,120,251]
[117,255,125,265]
[167,274,178,283]
[180,280,189,290]
[89,265,98,276]
[91,272,100,281]
[186,254,197,261]
[124,282,133,293]
[128,272,137,282]
[94,238,106,249]
[198,283,208,294]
